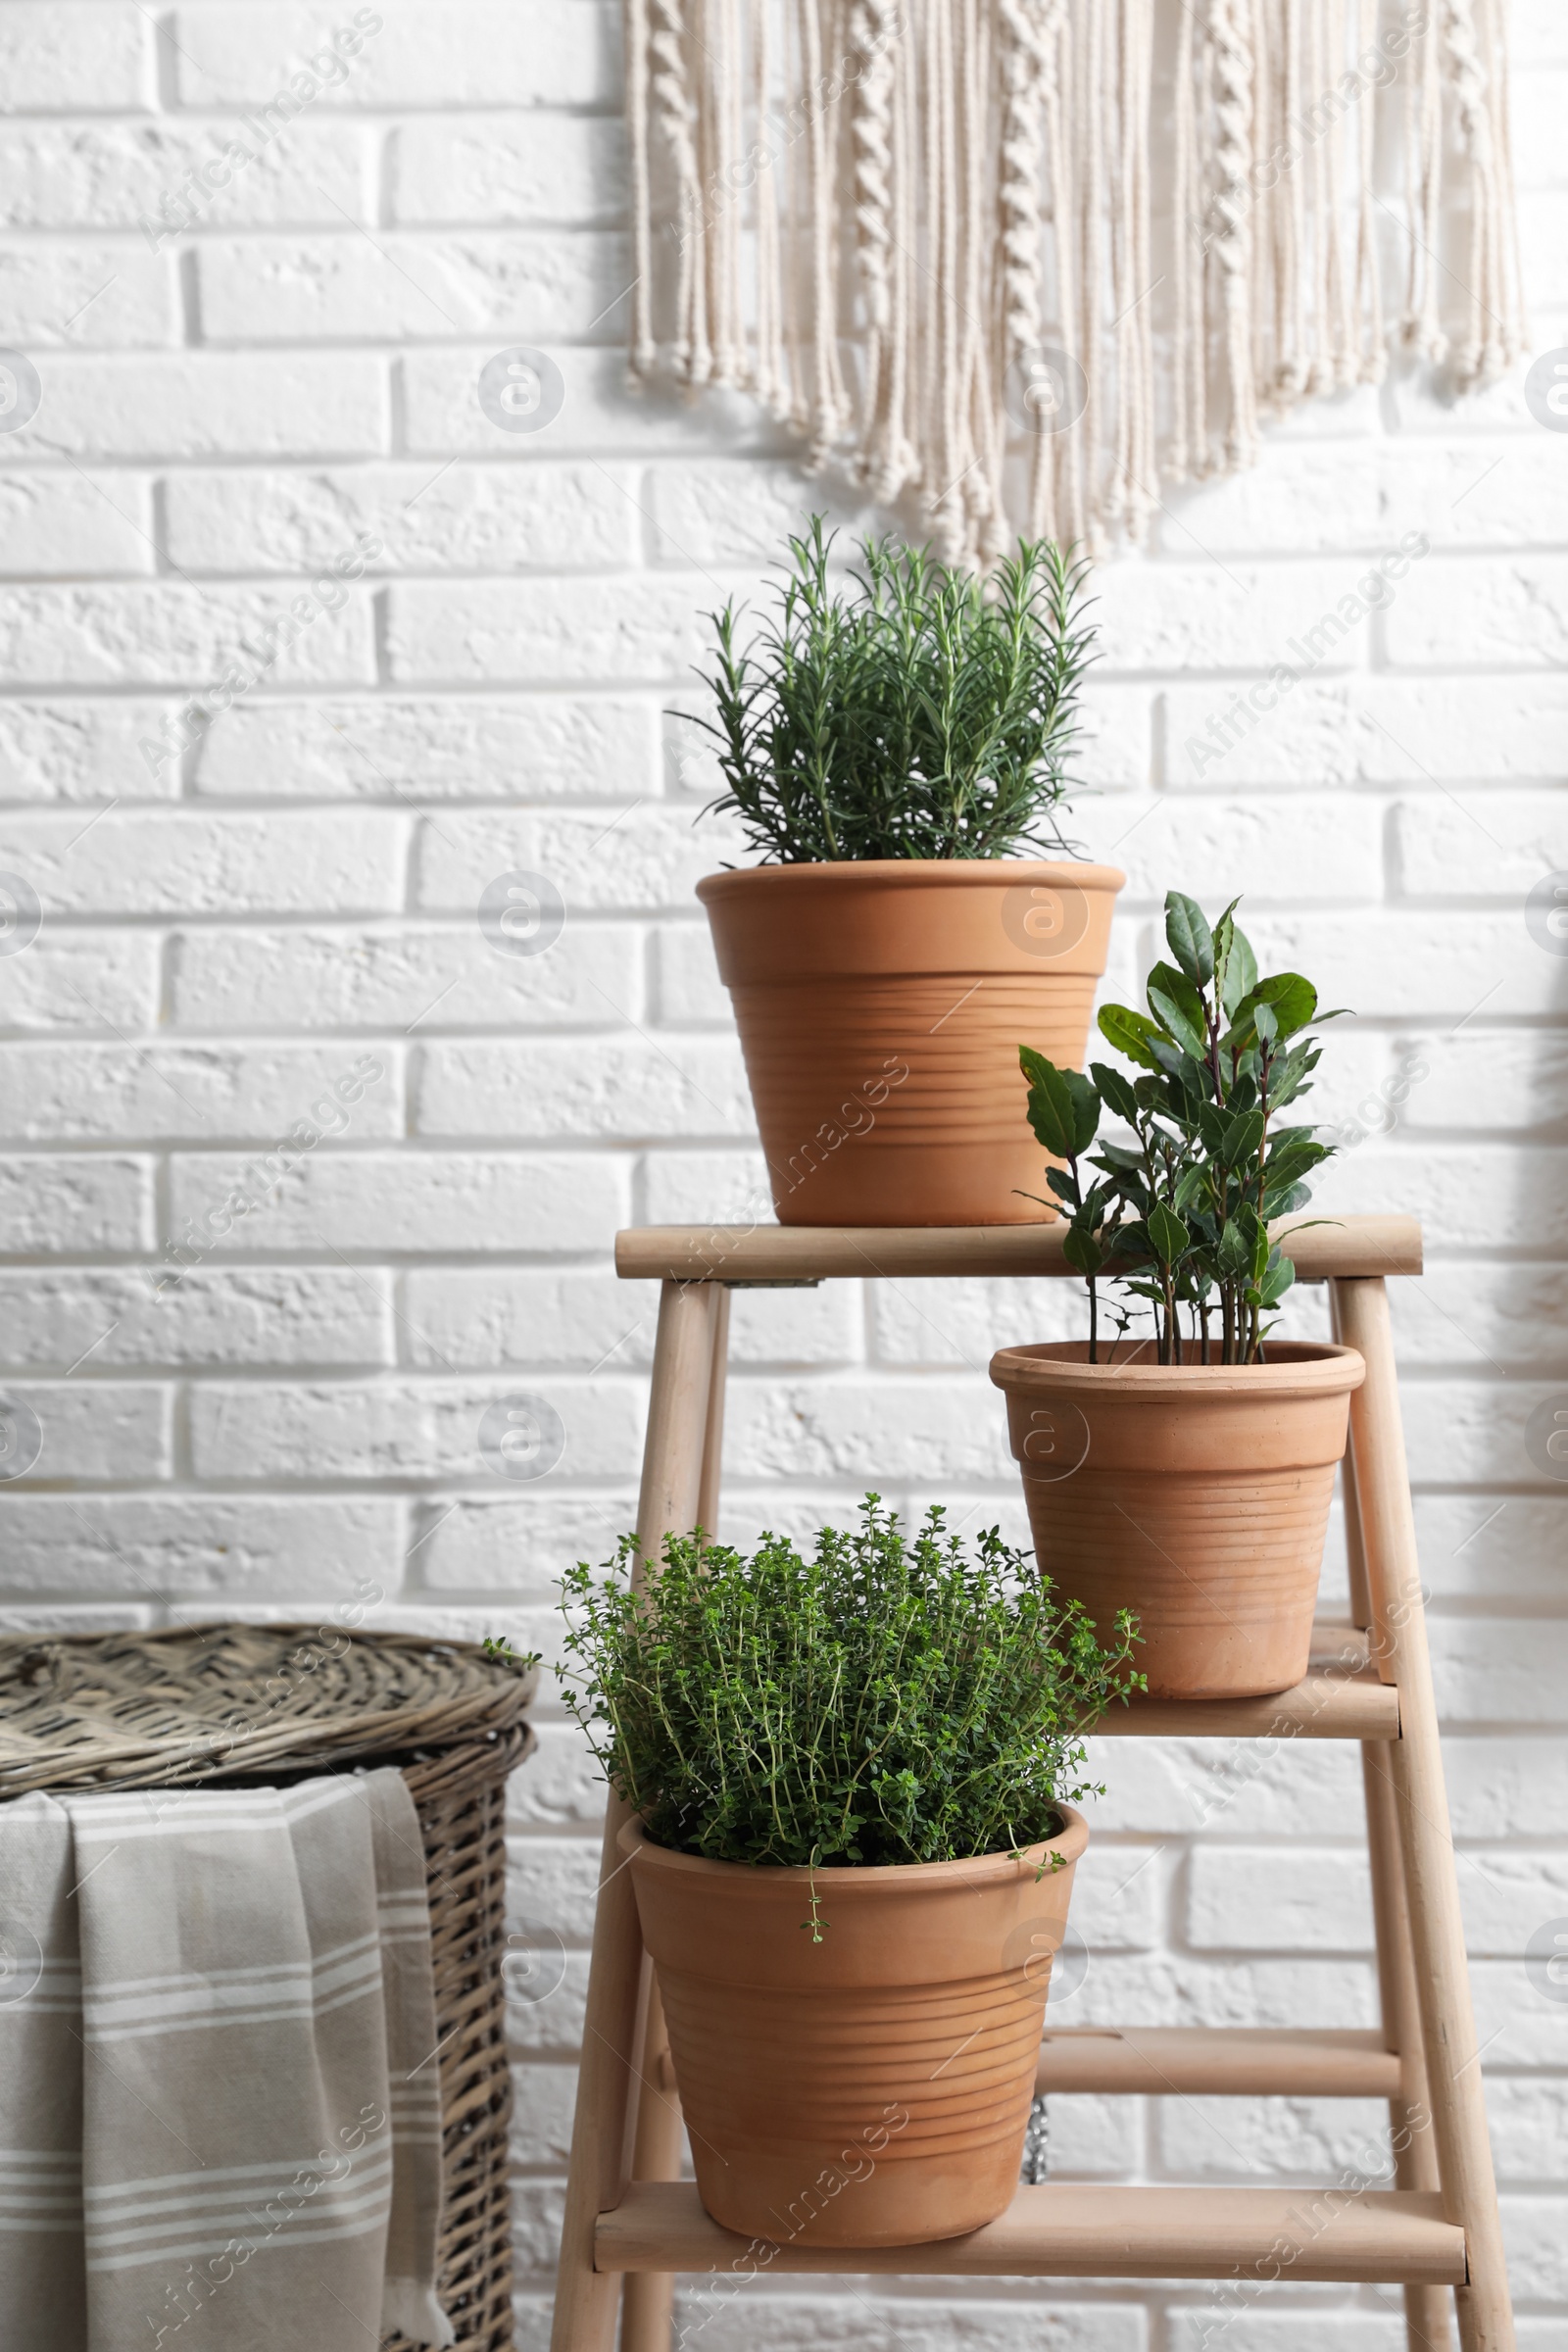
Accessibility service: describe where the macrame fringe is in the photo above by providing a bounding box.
[626,0,1527,563]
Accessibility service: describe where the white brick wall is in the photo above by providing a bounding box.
[1,5,1565,2343]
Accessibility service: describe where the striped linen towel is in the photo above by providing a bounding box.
[0,1767,454,2352]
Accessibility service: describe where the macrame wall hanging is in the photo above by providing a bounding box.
[623,0,1526,564]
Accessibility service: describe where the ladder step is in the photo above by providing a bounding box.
[1037,2026,1402,2097]
[613,1216,1425,1283]
[1098,1663,1397,1740]
[595,2180,1465,2284]
[1310,1618,1371,1663]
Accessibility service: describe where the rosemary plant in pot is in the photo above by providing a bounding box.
[560,1499,1139,2247]
[990,893,1366,1702]
[690,520,1122,1226]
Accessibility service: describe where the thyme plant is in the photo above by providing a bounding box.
[690,518,1097,861]
[558,1497,1140,1874]
[1019,893,1342,1366]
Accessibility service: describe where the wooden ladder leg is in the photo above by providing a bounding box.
[697,1284,730,1544]
[619,1285,729,2352]
[550,1280,718,2352]
[1364,1750,1458,2352]
[1336,1279,1454,2352]
[1334,1279,1514,2352]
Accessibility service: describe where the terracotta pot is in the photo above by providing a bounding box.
[697,860,1124,1226]
[989,1341,1367,1700]
[620,1805,1087,2247]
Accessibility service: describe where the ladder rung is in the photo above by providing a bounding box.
[1037,2026,1401,2097]
[595,2180,1465,2284]
[1098,1665,1398,1740]
[1310,1618,1371,1664]
[613,1215,1424,1283]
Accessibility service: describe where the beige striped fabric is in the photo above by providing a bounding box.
[0,1768,453,2352]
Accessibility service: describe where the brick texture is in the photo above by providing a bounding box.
[1,4,1564,2342]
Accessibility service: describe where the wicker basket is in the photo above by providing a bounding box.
[0,1623,538,2352]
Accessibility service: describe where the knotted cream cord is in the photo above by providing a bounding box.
[623,0,1527,561]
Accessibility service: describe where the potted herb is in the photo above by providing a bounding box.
[559,1497,1139,2247]
[989,893,1366,1700]
[690,519,1123,1226]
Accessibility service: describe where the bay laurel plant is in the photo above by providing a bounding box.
[1019,892,1342,1366]
[690,516,1098,861]
[557,1497,1140,1896]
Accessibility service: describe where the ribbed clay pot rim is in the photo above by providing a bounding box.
[990,1338,1365,1400]
[696,859,1126,901]
[618,1802,1088,1889]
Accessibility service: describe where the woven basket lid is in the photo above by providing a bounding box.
[0,1623,539,1799]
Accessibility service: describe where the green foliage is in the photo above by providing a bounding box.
[557,1497,1141,1875]
[481,1632,540,1671]
[689,517,1098,862]
[1018,892,1345,1365]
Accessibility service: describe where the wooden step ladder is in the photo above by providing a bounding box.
[548,1214,1513,2352]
